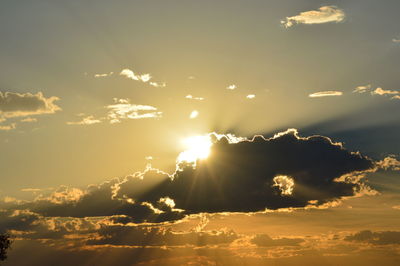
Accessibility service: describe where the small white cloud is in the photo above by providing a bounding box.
[281,6,345,28]
[94,72,114,78]
[309,91,343,98]
[120,68,166,87]
[246,94,256,99]
[226,84,237,90]
[189,110,199,119]
[353,84,371,94]
[185,95,204,101]
[371,87,399,96]
[67,115,102,126]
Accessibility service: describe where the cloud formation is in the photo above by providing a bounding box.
[345,230,400,245]
[66,115,101,126]
[353,84,371,94]
[372,88,399,99]
[0,92,61,124]
[281,6,345,28]
[106,98,162,123]
[3,129,384,224]
[120,68,166,87]
[309,91,343,98]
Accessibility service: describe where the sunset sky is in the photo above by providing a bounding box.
[1,1,400,265]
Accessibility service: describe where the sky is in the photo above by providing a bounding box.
[0,0,400,265]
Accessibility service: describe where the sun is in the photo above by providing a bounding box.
[177,135,213,164]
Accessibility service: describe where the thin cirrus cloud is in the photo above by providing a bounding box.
[66,115,102,126]
[106,98,162,124]
[353,84,371,94]
[309,91,343,98]
[94,72,114,78]
[119,68,166,88]
[281,6,345,28]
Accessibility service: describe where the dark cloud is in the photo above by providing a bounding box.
[27,179,185,224]
[87,225,238,247]
[0,91,61,119]
[250,234,304,247]
[6,129,376,224]
[345,230,400,245]
[115,129,374,214]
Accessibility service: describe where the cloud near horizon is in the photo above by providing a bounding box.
[281,6,345,28]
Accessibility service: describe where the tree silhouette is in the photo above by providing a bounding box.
[0,234,12,261]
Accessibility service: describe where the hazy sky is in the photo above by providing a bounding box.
[1,1,399,265]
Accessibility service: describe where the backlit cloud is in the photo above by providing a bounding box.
[281,6,345,28]
[94,72,113,78]
[353,84,371,93]
[66,115,102,126]
[371,88,400,99]
[120,68,166,87]
[0,91,61,119]
[309,91,343,97]
[106,98,162,123]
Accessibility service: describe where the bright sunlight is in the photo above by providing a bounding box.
[177,135,213,164]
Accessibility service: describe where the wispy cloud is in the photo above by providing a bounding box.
[0,123,16,131]
[185,95,204,101]
[94,72,113,78]
[66,115,102,126]
[20,117,38,123]
[309,91,343,98]
[119,68,166,87]
[372,87,399,96]
[106,98,162,124]
[246,94,256,99]
[353,84,371,93]
[281,6,345,28]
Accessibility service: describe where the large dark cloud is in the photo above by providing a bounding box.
[114,129,374,214]
[5,129,377,224]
